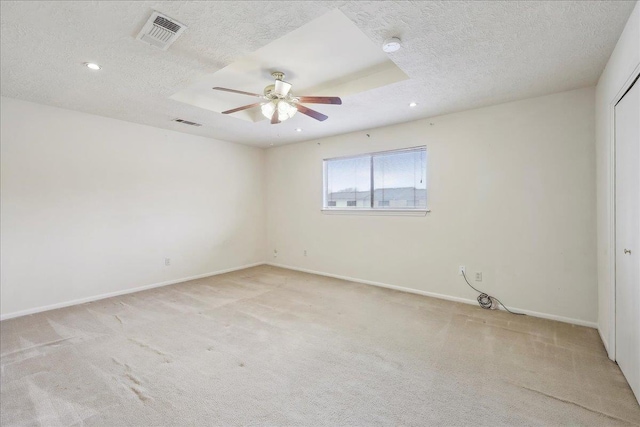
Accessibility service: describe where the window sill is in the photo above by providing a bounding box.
[321,209,430,217]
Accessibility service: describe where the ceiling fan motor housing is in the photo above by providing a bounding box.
[264,72,292,98]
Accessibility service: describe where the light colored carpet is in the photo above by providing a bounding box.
[1,265,639,426]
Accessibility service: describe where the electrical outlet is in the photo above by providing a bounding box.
[165,258,171,266]
[304,250,307,257]
[273,249,278,258]
[475,272,482,282]
[459,265,466,275]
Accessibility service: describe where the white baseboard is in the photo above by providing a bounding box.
[2,261,598,329]
[598,326,613,360]
[0,262,266,321]
[267,262,598,329]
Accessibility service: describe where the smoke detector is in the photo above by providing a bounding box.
[136,11,187,50]
[382,37,402,53]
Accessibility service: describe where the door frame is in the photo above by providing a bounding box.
[609,64,640,362]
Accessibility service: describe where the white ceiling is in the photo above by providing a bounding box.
[0,1,636,147]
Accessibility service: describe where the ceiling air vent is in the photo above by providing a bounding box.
[136,11,187,50]
[173,118,202,127]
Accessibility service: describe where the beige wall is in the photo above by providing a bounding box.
[266,87,597,325]
[0,86,601,326]
[595,2,640,357]
[0,97,266,318]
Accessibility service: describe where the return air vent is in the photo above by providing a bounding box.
[173,118,202,127]
[136,11,187,50]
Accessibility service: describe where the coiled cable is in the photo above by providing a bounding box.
[461,271,524,316]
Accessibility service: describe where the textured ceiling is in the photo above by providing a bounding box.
[0,1,636,147]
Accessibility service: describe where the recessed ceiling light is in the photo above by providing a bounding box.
[84,62,101,70]
[409,102,417,107]
[295,128,302,132]
[382,37,402,53]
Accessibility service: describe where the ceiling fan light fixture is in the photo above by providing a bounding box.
[277,100,297,120]
[261,101,276,119]
[260,100,297,122]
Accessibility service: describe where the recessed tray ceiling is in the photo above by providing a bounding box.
[170,9,408,122]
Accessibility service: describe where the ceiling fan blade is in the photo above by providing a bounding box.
[212,87,263,98]
[222,102,264,115]
[297,96,342,105]
[271,109,281,124]
[296,104,328,121]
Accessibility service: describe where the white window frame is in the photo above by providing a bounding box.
[322,146,430,216]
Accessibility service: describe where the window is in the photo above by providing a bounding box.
[323,146,427,210]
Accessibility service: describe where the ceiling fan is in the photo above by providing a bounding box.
[212,71,342,124]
